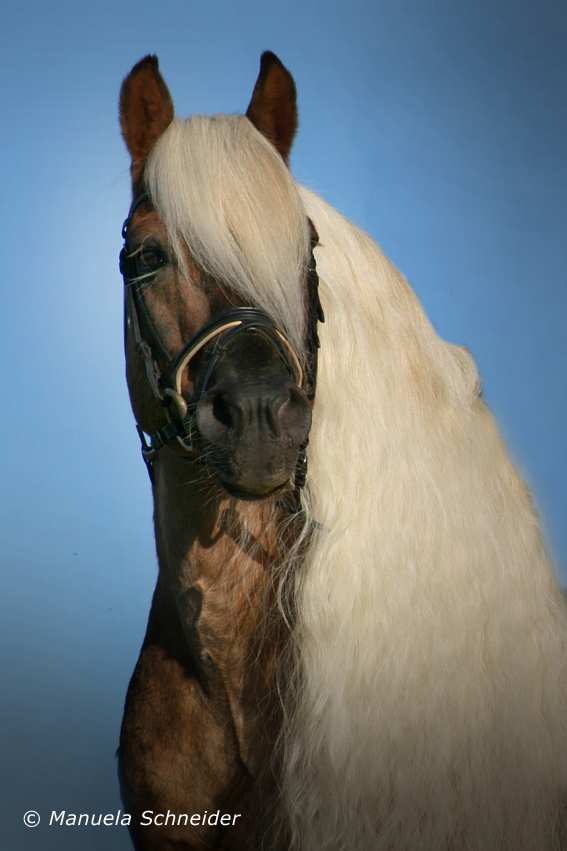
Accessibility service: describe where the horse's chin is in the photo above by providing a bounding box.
[204,442,299,501]
[217,476,290,502]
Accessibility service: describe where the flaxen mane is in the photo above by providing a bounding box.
[281,187,567,849]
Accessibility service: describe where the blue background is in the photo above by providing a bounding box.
[1,1,565,848]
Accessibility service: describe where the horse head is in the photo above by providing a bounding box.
[119,53,321,500]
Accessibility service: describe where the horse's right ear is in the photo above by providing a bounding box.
[119,55,174,193]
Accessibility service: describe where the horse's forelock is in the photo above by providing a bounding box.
[144,115,310,355]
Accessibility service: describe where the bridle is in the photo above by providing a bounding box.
[119,193,324,491]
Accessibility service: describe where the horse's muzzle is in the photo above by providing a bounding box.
[196,378,312,498]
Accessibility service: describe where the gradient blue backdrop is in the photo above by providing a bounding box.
[1,1,565,848]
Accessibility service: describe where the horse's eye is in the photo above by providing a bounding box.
[140,245,168,272]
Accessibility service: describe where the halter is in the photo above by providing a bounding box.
[119,193,324,491]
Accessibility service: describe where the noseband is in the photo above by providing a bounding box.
[120,193,324,491]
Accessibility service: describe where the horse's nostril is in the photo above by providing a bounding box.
[196,391,238,445]
[212,392,233,428]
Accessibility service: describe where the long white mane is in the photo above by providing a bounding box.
[286,187,567,850]
[147,114,567,850]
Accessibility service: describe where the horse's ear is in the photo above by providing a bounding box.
[246,52,297,165]
[119,55,174,192]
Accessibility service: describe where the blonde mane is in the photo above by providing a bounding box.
[285,187,567,850]
[147,114,567,850]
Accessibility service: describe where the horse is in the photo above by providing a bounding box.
[117,52,567,851]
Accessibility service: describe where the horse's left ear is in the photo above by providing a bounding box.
[120,55,174,193]
[246,52,297,165]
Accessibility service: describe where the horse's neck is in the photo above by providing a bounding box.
[149,449,288,774]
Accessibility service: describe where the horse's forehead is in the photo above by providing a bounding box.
[128,207,167,240]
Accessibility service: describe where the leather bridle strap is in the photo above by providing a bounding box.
[169,307,304,396]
